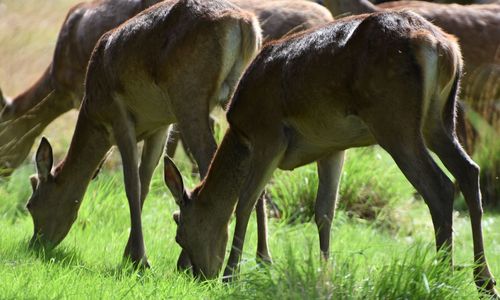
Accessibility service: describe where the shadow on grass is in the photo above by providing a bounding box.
[1,239,162,282]
[27,241,84,268]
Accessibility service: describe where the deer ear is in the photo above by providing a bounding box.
[29,175,38,192]
[164,156,186,206]
[35,137,53,182]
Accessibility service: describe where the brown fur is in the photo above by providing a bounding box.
[323,1,500,152]
[26,0,261,269]
[0,0,333,175]
[0,0,164,174]
[324,0,500,84]
[164,11,498,296]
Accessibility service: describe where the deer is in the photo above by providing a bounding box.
[322,1,500,152]
[166,0,333,159]
[163,10,499,297]
[234,0,333,40]
[0,0,332,176]
[26,0,261,269]
[0,0,164,175]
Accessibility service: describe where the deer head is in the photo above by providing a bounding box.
[164,156,228,279]
[26,137,81,250]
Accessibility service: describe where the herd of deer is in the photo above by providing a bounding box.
[0,0,498,297]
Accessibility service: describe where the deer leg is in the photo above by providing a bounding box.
[427,128,498,296]
[123,127,166,261]
[139,127,168,206]
[379,135,455,259]
[223,146,285,282]
[454,100,472,155]
[113,118,148,268]
[165,123,198,167]
[158,125,193,271]
[175,112,217,178]
[315,150,345,260]
[165,124,180,158]
[256,194,272,264]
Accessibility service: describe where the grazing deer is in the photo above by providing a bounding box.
[166,0,333,161]
[0,0,164,175]
[163,10,498,297]
[322,1,500,151]
[0,0,332,176]
[26,0,261,268]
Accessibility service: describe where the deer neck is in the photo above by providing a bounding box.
[197,127,252,224]
[56,111,111,193]
[6,66,64,119]
[11,89,74,135]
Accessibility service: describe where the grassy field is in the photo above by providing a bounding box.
[0,1,499,299]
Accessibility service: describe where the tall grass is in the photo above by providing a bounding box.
[1,154,499,299]
[230,244,476,300]
[0,1,499,298]
[267,147,415,228]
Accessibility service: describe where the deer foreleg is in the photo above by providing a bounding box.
[113,116,148,268]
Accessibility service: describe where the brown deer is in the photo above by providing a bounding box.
[0,0,332,176]
[322,1,500,150]
[26,0,261,268]
[323,0,500,97]
[0,0,164,175]
[166,0,333,159]
[234,0,333,40]
[163,10,498,297]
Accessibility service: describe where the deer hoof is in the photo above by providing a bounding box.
[256,254,273,266]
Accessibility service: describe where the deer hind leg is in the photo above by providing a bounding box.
[256,195,272,265]
[426,120,498,295]
[385,136,454,256]
[223,139,286,282]
[173,93,217,178]
[112,114,148,268]
[176,116,216,179]
[369,118,455,259]
[166,117,216,175]
[139,126,168,206]
[315,150,345,260]
[165,124,181,159]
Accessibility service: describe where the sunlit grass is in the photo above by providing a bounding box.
[1,1,499,299]
[1,160,499,299]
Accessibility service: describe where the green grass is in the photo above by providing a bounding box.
[1,150,499,299]
[1,1,499,298]
[267,147,416,226]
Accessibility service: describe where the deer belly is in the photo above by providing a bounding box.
[117,83,176,131]
[279,115,375,170]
